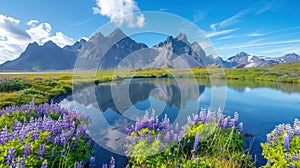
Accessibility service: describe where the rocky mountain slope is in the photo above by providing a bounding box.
[223,52,299,68]
[1,29,299,70]
[0,40,85,70]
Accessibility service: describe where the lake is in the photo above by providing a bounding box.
[59,78,300,167]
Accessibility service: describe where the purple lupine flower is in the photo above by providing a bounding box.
[285,154,290,162]
[148,131,152,143]
[164,131,171,143]
[32,129,39,140]
[217,147,223,151]
[5,148,16,165]
[175,122,179,132]
[102,164,108,168]
[75,162,82,168]
[23,77,28,82]
[278,124,284,133]
[266,134,272,143]
[238,122,243,133]
[292,153,298,160]
[187,116,193,126]
[140,132,146,140]
[206,110,214,123]
[23,143,31,157]
[233,112,239,124]
[290,164,296,168]
[54,136,60,145]
[159,143,164,151]
[13,157,25,168]
[192,132,200,154]
[30,98,35,108]
[156,134,161,140]
[222,117,229,131]
[60,135,67,145]
[129,135,136,145]
[176,163,182,167]
[38,144,46,158]
[0,126,9,145]
[41,160,48,168]
[178,131,184,142]
[199,110,206,123]
[173,134,178,142]
[294,119,299,129]
[294,126,300,136]
[110,157,115,168]
[283,134,290,151]
[285,124,294,140]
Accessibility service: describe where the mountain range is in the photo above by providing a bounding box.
[0,29,299,70]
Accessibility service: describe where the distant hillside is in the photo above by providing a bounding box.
[222,52,300,68]
[0,40,85,70]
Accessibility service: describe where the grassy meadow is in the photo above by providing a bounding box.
[0,62,299,108]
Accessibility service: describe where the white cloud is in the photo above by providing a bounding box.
[0,15,31,63]
[44,32,74,47]
[25,22,74,47]
[0,14,74,64]
[0,14,31,40]
[26,22,52,43]
[256,0,283,14]
[26,20,39,27]
[256,5,272,15]
[93,0,145,28]
[210,10,249,31]
[247,32,265,37]
[219,39,300,50]
[210,23,218,32]
[206,28,239,38]
[136,14,145,28]
[193,11,207,23]
[81,36,89,41]
[259,46,295,54]
[159,8,167,11]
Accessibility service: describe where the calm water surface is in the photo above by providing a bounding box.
[59,78,300,167]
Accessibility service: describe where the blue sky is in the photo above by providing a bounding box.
[0,0,300,63]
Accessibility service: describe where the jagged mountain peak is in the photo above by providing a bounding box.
[228,52,249,60]
[284,53,299,57]
[27,42,39,48]
[72,39,86,47]
[165,36,174,42]
[175,33,188,43]
[43,40,59,47]
[107,28,126,39]
[191,42,201,49]
[89,32,105,42]
[78,38,87,44]
[236,52,249,57]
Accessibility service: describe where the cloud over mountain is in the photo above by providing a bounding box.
[0,14,74,64]
[93,0,145,28]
